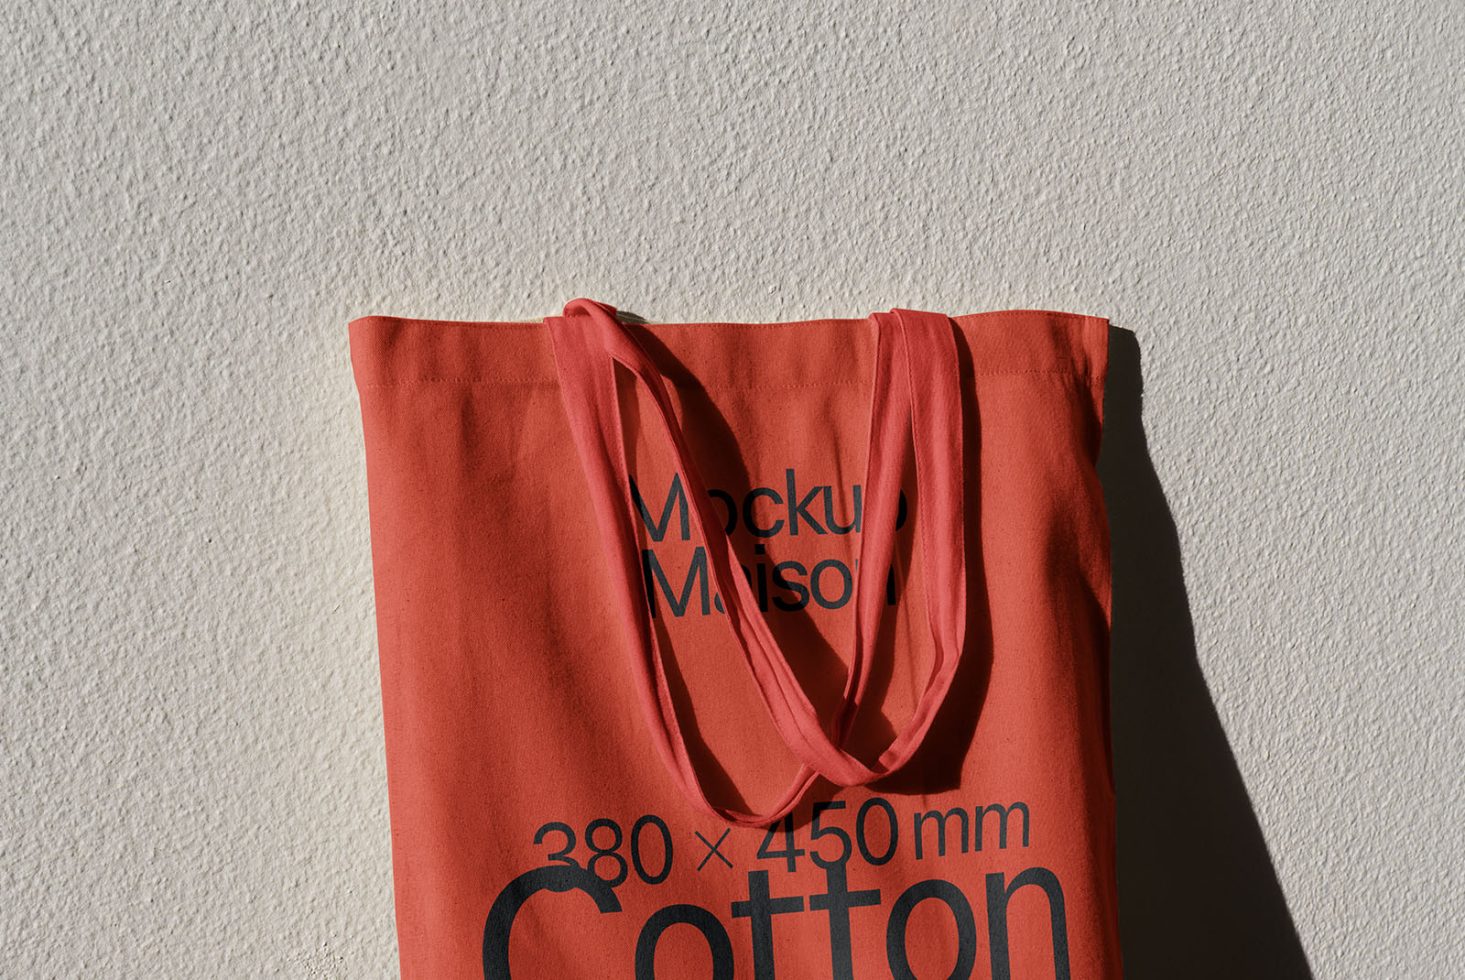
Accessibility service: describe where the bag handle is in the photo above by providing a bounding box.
[546,298,967,826]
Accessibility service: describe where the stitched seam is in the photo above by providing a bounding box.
[357,369,1090,390]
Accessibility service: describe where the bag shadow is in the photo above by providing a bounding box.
[1101,325,1315,979]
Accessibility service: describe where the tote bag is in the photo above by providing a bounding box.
[349,297,1122,979]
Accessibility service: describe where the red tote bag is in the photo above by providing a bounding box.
[349,297,1122,979]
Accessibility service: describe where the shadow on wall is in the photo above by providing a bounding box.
[1100,327,1315,980]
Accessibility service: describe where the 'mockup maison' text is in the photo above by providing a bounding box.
[630,470,907,618]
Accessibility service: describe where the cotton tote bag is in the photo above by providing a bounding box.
[348,297,1122,979]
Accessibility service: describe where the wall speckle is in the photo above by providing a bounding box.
[2,2,1460,976]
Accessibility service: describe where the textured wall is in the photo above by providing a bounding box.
[3,1,1460,977]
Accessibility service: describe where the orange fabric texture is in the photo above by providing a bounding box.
[349,300,1122,979]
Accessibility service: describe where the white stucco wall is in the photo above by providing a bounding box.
[3,2,1460,976]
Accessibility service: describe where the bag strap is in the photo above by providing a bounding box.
[545,298,967,826]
